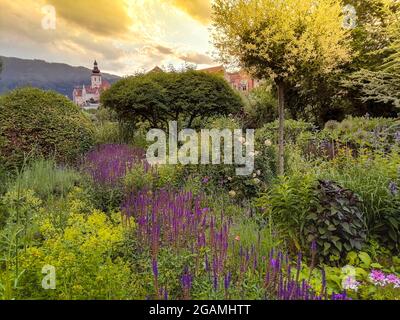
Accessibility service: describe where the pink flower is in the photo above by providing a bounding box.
[386,274,400,288]
[234,235,240,241]
[369,270,386,286]
[370,270,400,288]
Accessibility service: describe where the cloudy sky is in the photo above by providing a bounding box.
[0,0,216,75]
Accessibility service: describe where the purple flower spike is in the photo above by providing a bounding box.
[224,272,232,290]
[311,240,317,252]
[152,258,158,278]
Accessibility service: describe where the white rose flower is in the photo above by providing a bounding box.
[238,137,246,144]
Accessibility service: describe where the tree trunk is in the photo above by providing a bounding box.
[277,82,285,176]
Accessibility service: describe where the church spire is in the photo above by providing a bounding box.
[92,60,100,74]
[91,60,102,88]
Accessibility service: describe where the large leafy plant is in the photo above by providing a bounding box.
[306,180,367,261]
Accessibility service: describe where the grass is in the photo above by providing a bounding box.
[10,159,81,200]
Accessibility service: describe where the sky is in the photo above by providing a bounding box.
[0,0,216,76]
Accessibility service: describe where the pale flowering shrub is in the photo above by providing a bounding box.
[342,276,361,292]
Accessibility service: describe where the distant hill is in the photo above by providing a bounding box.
[0,56,120,99]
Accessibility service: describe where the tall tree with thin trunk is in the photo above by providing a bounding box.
[212,0,353,175]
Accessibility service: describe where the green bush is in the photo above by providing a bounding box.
[319,149,400,251]
[258,120,316,145]
[258,174,368,260]
[257,172,317,252]
[17,203,142,299]
[124,163,155,193]
[317,117,400,152]
[306,180,367,261]
[0,87,95,168]
[243,82,278,128]
[155,164,183,189]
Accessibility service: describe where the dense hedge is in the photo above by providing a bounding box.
[0,87,94,168]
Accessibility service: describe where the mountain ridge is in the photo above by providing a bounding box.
[0,56,120,99]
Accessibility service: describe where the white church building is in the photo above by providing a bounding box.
[72,61,111,110]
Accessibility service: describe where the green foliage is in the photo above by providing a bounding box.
[0,186,144,300]
[343,69,400,108]
[124,163,155,193]
[212,0,352,82]
[258,174,368,260]
[101,70,244,129]
[257,120,316,145]
[306,180,367,261]
[93,121,125,145]
[155,165,183,189]
[319,148,400,251]
[0,164,10,196]
[9,159,81,200]
[0,88,95,168]
[243,83,278,128]
[17,209,141,299]
[342,1,400,112]
[0,188,43,299]
[257,172,317,251]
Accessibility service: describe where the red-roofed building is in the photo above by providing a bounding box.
[199,65,261,93]
[73,61,111,109]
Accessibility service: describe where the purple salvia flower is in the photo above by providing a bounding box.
[152,258,159,278]
[311,240,317,253]
[224,272,232,290]
[213,272,218,291]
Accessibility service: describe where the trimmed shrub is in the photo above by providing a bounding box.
[0,87,95,168]
[101,70,244,129]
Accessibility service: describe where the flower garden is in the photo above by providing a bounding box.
[0,0,400,302]
[0,86,399,300]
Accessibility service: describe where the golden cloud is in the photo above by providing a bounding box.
[167,0,212,24]
[46,0,132,36]
[178,51,214,65]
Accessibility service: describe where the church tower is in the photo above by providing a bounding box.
[91,60,102,89]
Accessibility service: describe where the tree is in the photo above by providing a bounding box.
[271,0,399,125]
[342,3,400,110]
[243,82,278,128]
[212,0,353,174]
[101,70,243,129]
[347,0,397,70]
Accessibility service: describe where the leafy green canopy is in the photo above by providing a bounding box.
[0,87,95,168]
[101,70,244,129]
[212,0,353,83]
[343,5,400,109]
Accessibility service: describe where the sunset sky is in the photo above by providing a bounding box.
[0,0,215,75]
